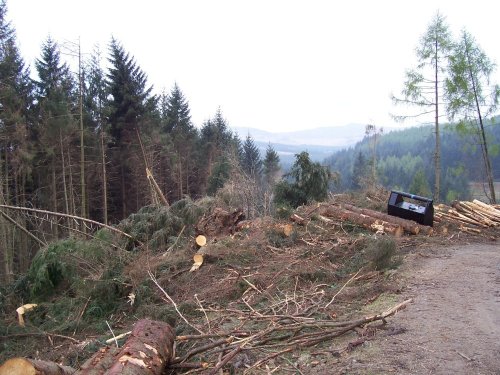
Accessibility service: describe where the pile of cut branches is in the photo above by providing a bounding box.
[148,262,412,374]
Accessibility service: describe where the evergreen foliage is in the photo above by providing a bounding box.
[241,135,262,179]
[275,151,330,208]
[263,144,281,187]
[351,151,369,189]
[409,168,432,197]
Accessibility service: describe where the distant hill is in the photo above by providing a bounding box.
[232,124,370,167]
[233,123,369,147]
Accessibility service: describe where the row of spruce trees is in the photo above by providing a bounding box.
[0,1,283,222]
[0,1,305,280]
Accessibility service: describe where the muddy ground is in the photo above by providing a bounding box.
[337,243,500,375]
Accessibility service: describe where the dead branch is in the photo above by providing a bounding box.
[148,270,204,335]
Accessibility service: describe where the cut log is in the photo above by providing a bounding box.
[322,206,403,236]
[78,319,175,375]
[195,235,207,247]
[290,214,307,225]
[0,357,75,375]
[341,203,433,235]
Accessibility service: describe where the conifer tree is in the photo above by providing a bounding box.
[0,0,34,280]
[445,30,500,204]
[0,0,33,205]
[351,151,368,189]
[161,83,197,200]
[105,38,156,219]
[34,37,77,227]
[263,144,280,187]
[241,135,262,179]
[85,47,109,223]
[199,108,234,194]
[392,12,453,202]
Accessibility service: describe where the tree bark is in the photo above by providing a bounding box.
[434,37,441,203]
[78,319,175,375]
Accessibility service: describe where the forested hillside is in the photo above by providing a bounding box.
[325,121,500,201]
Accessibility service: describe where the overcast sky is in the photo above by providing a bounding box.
[6,0,500,132]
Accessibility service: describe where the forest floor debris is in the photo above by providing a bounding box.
[0,194,499,373]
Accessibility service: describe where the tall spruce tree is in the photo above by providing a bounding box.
[445,30,500,203]
[241,135,262,179]
[199,108,234,194]
[85,47,109,223]
[392,12,453,202]
[161,83,197,200]
[34,37,77,229]
[0,0,34,281]
[105,38,156,219]
[351,151,369,189]
[263,144,280,187]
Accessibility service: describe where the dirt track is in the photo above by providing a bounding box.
[345,243,500,375]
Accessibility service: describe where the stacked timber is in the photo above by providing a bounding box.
[435,199,500,232]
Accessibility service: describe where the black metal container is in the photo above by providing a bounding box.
[387,190,434,227]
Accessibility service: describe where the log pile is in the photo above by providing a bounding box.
[309,203,433,236]
[435,199,500,233]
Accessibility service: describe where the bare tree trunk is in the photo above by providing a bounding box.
[67,149,76,218]
[101,128,108,225]
[178,158,183,199]
[52,157,59,239]
[121,160,126,219]
[0,176,12,283]
[466,58,496,203]
[434,39,441,203]
[79,41,87,221]
[60,131,70,227]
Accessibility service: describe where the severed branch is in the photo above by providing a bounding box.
[148,270,204,335]
[324,268,363,308]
